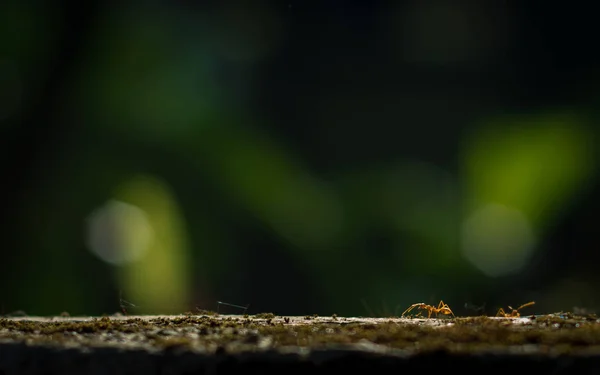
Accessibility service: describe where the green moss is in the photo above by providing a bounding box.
[253,313,276,319]
[2,314,600,356]
[194,309,219,316]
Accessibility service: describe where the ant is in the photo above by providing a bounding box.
[401,300,455,319]
[496,301,535,317]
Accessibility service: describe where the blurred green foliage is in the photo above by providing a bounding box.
[1,1,599,317]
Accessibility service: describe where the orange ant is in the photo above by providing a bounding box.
[401,300,455,319]
[496,301,535,317]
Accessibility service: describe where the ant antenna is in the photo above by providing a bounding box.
[119,291,138,316]
[217,301,250,315]
[360,299,375,317]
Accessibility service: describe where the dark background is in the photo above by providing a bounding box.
[1,0,599,317]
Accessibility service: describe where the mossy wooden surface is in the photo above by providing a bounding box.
[1,313,600,374]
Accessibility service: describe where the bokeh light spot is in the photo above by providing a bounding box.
[86,200,154,266]
[85,175,191,314]
[463,113,595,232]
[461,203,536,277]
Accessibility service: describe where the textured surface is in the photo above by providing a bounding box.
[1,314,600,374]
